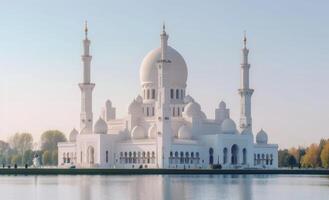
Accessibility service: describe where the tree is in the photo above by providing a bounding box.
[278,149,290,167]
[42,151,51,166]
[288,155,297,169]
[9,133,33,155]
[320,140,329,168]
[11,154,22,166]
[41,130,67,153]
[318,139,327,167]
[51,150,58,165]
[22,150,34,166]
[301,143,320,168]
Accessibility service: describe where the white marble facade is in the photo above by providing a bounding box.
[58,24,278,169]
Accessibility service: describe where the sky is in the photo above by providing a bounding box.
[1,0,329,148]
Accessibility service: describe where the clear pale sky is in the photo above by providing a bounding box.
[1,0,329,148]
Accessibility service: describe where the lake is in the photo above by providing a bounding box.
[0,175,328,200]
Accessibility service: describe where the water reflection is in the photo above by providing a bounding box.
[0,175,328,200]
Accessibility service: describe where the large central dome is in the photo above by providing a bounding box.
[140,46,188,88]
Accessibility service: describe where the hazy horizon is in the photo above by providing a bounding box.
[1,0,329,149]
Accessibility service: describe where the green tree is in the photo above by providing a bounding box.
[278,149,290,167]
[22,150,34,166]
[301,144,320,168]
[320,140,329,168]
[41,130,67,153]
[51,150,58,165]
[42,151,51,166]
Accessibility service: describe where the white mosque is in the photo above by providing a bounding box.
[58,23,278,169]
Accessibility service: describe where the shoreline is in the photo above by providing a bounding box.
[0,168,328,175]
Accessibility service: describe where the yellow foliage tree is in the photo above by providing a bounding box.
[320,140,329,168]
[301,144,320,168]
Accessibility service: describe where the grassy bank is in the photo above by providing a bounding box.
[0,168,328,175]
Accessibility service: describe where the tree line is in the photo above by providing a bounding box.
[278,138,329,168]
[0,130,67,167]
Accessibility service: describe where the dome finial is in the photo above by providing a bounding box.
[84,20,88,39]
[243,30,247,48]
[162,21,166,35]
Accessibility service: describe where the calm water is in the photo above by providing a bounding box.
[0,175,328,200]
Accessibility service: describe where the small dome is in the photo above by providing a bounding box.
[69,128,78,142]
[219,101,226,109]
[183,101,201,118]
[256,129,268,144]
[221,118,237,134]
[184,95,194,104]
[140,46,188,88]
[131,126,147,139]
[105,99,112,108]
[148,124,157,138]
[178,125,192,139]
[135,95,143,103]
[94,117,108,134]
[128,100,143,115]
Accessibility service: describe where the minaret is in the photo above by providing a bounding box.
[156,23,172,168]
[239,32,254,134]
[79,21,95,134]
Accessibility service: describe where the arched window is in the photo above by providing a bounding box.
[257,154,260,165]
[63,153,66,163]
[137,152,141,164]
[172,107,175,116]
[124,152,127,163]
[133,152,137,163]
[270,154,273,165]
[231,144,238,165]
[181,89,184,99]
[147,152,150,163]
[242,148,247,165]
[152,89,155,99]
[87,146,95,165]
[177,107,180,116]
[147,89,150,99]
[254,154,256,166]
[266,154,269,165]
[223,148,228,164]
[185,152,189,163]
[261,154,265,165]
[175,151,179,164]
[209,148,214,165]
[142,152,146,163]
[67,152,70,163]
[176,89,179,99]
[106,150,109,163]
[146,107,149,116]
[180,152,184,164]
[129,152,132,163]
[152,107,155,116]
[170,89,174,99]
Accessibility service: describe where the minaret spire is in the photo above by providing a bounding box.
[239,31,254,134]
[243,30,247,48]
[156,23,172,168]
[84,20,88,39]
[79,21,95,134]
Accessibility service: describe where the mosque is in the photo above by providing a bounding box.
[57,23,278,169]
